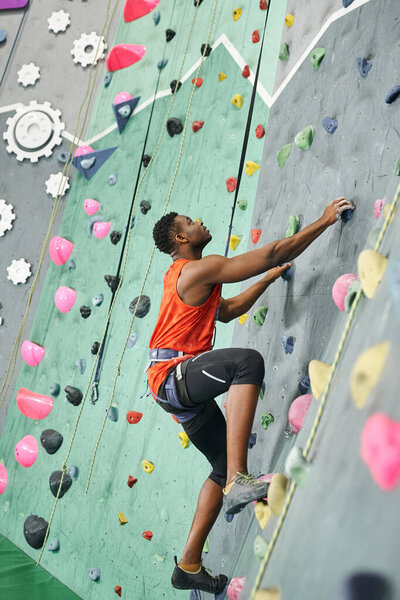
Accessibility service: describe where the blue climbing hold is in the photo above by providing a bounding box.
[87,215,103,238]
[248,432,257,449]
[282,335,295,354]
[224,512,234,523]
[72,147,118,180]
[0,30,6,44]
[342,0,355,7]
[281,264,293,282]
[107,405,118,422]
[92,293,104,307]
[385,85,400,104]
[356,57,372,78]
[50,383,60,397]
[215,585,229,600]
[190,590,202,600]
[387,259,400,324]
[67,465,79,480]
[113,96,140,133]
[47,538,60,552]
[152,10,161,24]
[334,572,391,600]
[108,173,118,186]
[341,202,355,223]
[298,375,310,394]
[88,567,101,581]
[68,259,76,271]
[104,72,113,87]
[75,358,86,375]
[127,332,138,348]
[80,156,96,170]
[57,151,70,165]
[322,117,338,134]
[157,58,168,70]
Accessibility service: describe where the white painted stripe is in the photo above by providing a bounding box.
[61,130,85,146]
[0,103,23,114]
[202,369,226,383]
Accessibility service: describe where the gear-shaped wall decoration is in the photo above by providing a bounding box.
[47,10,70,33]
[71,32,107,68]
[45,172,70,198]
[0,199,16,237]
[17,63,40,87]
[3,101,65,162]
[7,258,32,285]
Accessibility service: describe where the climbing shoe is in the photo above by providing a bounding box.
[223,472,269,515]
[171,556,228,594]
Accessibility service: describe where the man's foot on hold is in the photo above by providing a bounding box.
[171,556,228,594]
[222,472,269,515]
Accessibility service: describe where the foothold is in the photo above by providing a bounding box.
[358,249,387,299]
[280,264,293,281]
[40,429,63,455]
[16,388,54,420]
[294,125,314,150]
[92,293,104,307]
[261,413,274,430]
[237,199,247,210]
[127,475,137,488]
[178,431,190,448]
[106,44,146,72]
[227,577,245,600]
[157,58,168,70]
[281,335,295,354]
[166,117,183,137]
[356,57,372,78]
[192,120,204,133]
[80,305,91,319]
[286,215,299,237]
[0,30,7,44]
[49,470,72,498]
[279,42,289,61]
[126,410,143,424]
[245,161,260,176]
[394,157,400,176]
[200,43,212,57]
[218,72,227,81]
[231,94,244,109]
[107,406,118,422]
[118,512,128,525]
[68,260,76,271]
[108,173,118,186]
[226,177,237,192]
[170,79,181,94]
[54,286,77,313]
[233,7,242,20]
[15,435,38,468]
[252,30,260,43]
[268,473,289,516]
[50,383,60,397]
[88,567,101,581]
[259,0,267,8]
[110,230,122,245]
[344,280,361,313]
[129,295,150,317]
[334,572,391,600]
[288,394,312,434]
[255,124,265,138]
[140,200,151,214]
[20,340,45,367]
[361,413,400,491]
[23,515,49,549]
[57,151,70,165]
[384,85,400,104]
[229,234,241,252]
[238,314,248,325]
[284,14,294,27]
[67,465,79,480]
[115,585,122,597]
[253,306,268,325]
[322,117,338,134]
[127,333,138,348]
[142,154,151,167]
[310,47,325,70]
[105,274,120,293]
[374,198,386,219]
[277,143,292,168]
[387,259,400,323]
[350,341,390,409]
[152,10,160,24]
[251,229,261,244]
[254,500,271,530]
[104,72,113,87]
[75,358,86,374]
[254,535,269,561]
[65,385,83,406]
[242,65,250,78]
[248,432,257,449]
[47,538,60,552]
[285,446,309,486]
[332,273,358,312]
[308,360,331,400]
[142,459,154,474]
[142,530,153,540]
[165,29,175,42]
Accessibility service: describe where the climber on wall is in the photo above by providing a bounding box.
[146,196,353,594]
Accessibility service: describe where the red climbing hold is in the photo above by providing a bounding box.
[127,475,138,487]
[172,415,180,424]
[124,0,160,22]
[226,177,237,192]
[142,530,153,541]
[192,120,204,132]
[252,30,260,43]
[106,44,147,72]
[114,585,122,597]
[260,0,268,9]
[251,229,261,244]
[255,124,265,139]
[126,410,143,424]
[191,77,203,87]
[242,65,250,78]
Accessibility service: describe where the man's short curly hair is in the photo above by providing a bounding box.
[152,212,180,254]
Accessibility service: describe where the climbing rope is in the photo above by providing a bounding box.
[250,183,400,598]
[0,0,121,412]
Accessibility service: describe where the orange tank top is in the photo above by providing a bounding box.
[148,258,221,398]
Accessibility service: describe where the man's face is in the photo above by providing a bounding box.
[174,215,212,249]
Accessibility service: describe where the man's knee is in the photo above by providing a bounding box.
[238,348,265,385]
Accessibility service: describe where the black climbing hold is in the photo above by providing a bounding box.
[166,117,183,137]
[110,230,122,245]
[385,85,400,104]
[129,295,151,318]
[49,382,60,397]
[49,470,73,499]
[80,305,91,319]
[194,0,204,6]
[142,154,151,167]
[104,274,120,293]
[65,385,83,406]
[91,341,100,355]
[341,202,355,223]
[356,57,372,78]
[23,515,49,549]
[298,375,310,395]
[140,200,151,215]
[104,72,113,87]
[336,572,391,600]
[201,43,212,57]
[170,79,181,94]
[165,29,175,42]
[248,432,257,449]
[40,429,63,455]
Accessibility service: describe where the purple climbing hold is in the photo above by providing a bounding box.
[282,335,295,354]
[248,432,257,449]
[224,512,234,523]
[298,374,310,395]
[341,201,355,223]
[281,264,293,281]
[342,0,355,7]
[333,572,391,600]
[322,117,338,134]
[356,57,372,78]
[385,85,400,104]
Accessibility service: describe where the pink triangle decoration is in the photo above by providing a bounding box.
[106,44,146,72]
[124,0,160,22]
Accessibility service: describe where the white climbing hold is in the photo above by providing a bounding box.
[7,259,32,285]
[47,10,71,34]
[71,32,107,68]
[45,172,70,198]
[0,199,16,237]
[17,63,40,87]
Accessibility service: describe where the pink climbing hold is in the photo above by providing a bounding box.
[106,44,147,72]
[288,394,313,434]
[20,340,45,367]
[361,412,400,491]
[74,145,95,157]
[374,198,386,219]
[49,236,74,266]
[123,0,160,22]
[251,229,261,244]
[0,464,8,495]
[14,435,38,468]
[226,177,237,192]
[332,273,358,312]
[84,199,100,216]
[54,286,77,313]
[113,91,133,104]
[93,221,111,239]
[16,387,54,420]
[227,577,246,600]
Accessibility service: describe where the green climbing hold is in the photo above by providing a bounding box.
[279,42,289,61]
[277,143,292,168]
[344,280,361,313]
[294,126,315,150]
[253,306,268,326]
[203,537,209,553]
[261,413,274,430]
[237,199,248,210]
[284,446,310,487]
[286,215,299,237]
[310,47,325,70]
[394,157,400,176]
[253,535,269,561]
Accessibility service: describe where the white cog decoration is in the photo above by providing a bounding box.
[0,199,16,237]
[71,32,107,68]
[7,259,32,285]
[45,172,70,198]
[47,10,70,34]
[3,101,65,162]
[17,63,40,87]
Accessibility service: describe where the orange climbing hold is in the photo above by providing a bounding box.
[242,65,250,78]
[106,44,146,72]
[226,177,237,192]
[192,120,204,132]
[260,0,268,8]
[251,229,261,244]
[252,30,260,43]
[142,530,153,540]
[191,77,203,87]
[126,410,143,424]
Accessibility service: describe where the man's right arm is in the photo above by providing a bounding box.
[196,198,353,285]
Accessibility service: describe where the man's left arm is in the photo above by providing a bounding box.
[217,264,291,323]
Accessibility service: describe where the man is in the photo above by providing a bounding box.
[146,197,352,595]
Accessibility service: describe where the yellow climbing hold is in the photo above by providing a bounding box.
[308,359,331,400]
[245,161,260,176]
[238,314,248,325]
[142,459,154,474]
[350,341,390,409]
[284,13,295,27]
[268,474,289,516]
[358,249,388,299]
[178,431,190,448]
[218,72,227,81]
[194,217,201,222]
[233,7,242,20]
[229,234,241,251]
[254,501,271,530]
[232,94,243,108]
[118,511,128,525]
[254,588,281,600]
